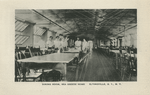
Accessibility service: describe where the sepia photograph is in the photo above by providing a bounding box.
[15,9,137,82]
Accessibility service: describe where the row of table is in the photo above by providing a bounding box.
[99,47,137,70]
[110,50,137,70]
[17,48,80,81]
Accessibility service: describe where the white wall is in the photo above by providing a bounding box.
[16,24,34,47]
[33,31,47,48]
[105,40,110,46]
[47,30,56,40]
[122,26,137,48]
[33,30,56,48]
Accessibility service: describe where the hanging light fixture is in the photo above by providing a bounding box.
[95,26,99,30]
[97,10,106,23]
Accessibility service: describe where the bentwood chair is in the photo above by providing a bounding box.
[120,53,129,81]
[30,46,42,56]
[120,52,135,81]
[15,50,42,82]
[110,51,117,68]
[128,51,137,81]
[47,47,53,54]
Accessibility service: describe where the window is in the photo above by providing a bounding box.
[15,34,29,45]
[15,19,29,32]
[34,27,46,36]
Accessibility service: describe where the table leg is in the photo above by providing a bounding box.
[63,63,67,81]
[116,53,118,69]
[75,65,79,81]
[21,62,26,81]
[39,69,44,81]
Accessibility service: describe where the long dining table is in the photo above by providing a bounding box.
[63,48,81,53]
[110,50,126,69]
[110,50,126,54]
[17,53,79,81]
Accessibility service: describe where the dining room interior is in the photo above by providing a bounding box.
[15,9,137,82]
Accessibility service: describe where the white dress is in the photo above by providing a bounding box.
[82,41,88,53]
[88,41,93,51]
[54,40,60,48]
[64,38,69,47]
[75,40,82,51]
[46,40,54,47]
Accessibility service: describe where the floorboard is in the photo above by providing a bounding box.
[67,49,122,81]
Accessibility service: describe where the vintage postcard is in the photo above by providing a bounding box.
[0,0,150,95]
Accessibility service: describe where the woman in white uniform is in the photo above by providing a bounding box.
[88,40,93,52]
[63,36,69,51]
[46,36,54,53]
[82,38,88,53]
[54,36,60,53]
[59,37,64,53]
[75,37,82,51]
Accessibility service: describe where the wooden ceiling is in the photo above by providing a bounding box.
[15,9,137,40]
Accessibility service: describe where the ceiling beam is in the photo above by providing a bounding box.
[106,11,128,31]
[31,9,70,33]
[74,14,94,23]
[109,18,137,37]
[61,17,135,20]
[51,10,76,33]
[15,17,36,25]
[72,19,81,30]
[83,9,119,21]
[73,13,94,30]
[73,10,94,21]
[36,23,51,25]
[102,10,130,37]
[111,25,137,37]
[97,10,126,27]
[82,10,95,17]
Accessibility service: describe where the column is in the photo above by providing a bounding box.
[119,39,122,47]
[117,38,119,47]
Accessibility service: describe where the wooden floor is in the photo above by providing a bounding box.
[67,49,122,81]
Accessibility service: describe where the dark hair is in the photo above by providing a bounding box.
[49,36,53,39]
[59,34,63,36]
[82,38,88,41]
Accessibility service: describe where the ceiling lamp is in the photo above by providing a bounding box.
[98,9,106,17]
[96,23,101,26]
[97,10,105,23]
[97,17,104,22]
[95,26,99,30]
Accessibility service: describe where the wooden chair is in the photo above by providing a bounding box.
[15,52,22,81]
[120,53,128,80]
[110,51,117,67]
[47,47,52,54]
[128,52,137,81]
[15,50,42,82]
[29,47,55,81]
[30,46,41,56]
[54,48,59,53]
[35,47,42,56]
[120,52,132,81]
